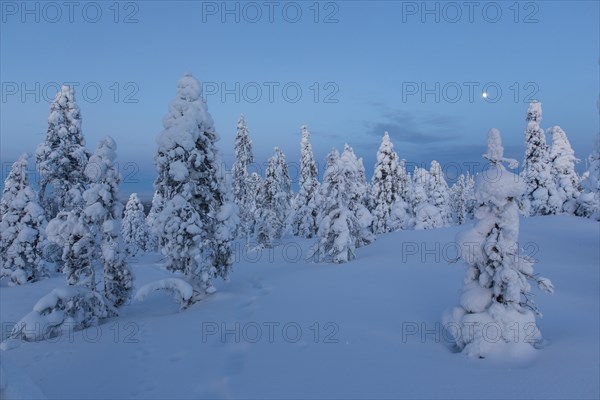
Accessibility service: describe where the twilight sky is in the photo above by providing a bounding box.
[1,0,598,199]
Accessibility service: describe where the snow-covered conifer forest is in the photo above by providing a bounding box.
[1,2,598,399]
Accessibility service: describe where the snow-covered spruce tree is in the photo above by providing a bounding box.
[398,159,411,209]
[231,114,256,240]
[122,193,150,256]
[255,148,292,247]
[577,133,600,220]
[143,74,236,306]
[292,125,320,238]
[146,191,162,251]
[0,154,48,285]
[341,144,375,247]
[83,136,133,312]
[445,128,554,358]
[521,101,561,215]
[549,126,580,214]
[412,167,443,230]
[313,149,363,263]
[451,174,467,224]
[246,172,262,237]
[427,160,452,226]
[36,85,90,218]
[369,132,407,233]
[465,171,476,219]
[46,206,93,286]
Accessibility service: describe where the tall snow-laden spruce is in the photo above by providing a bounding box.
[292,125,320,238]
[231,114,256,240]
[577,133,600,220]
[255,147,291,247]
[549,126,580,214]
[149,73,236,302]
[122,193,150,256]
[369,132,406,233]
[451,174,468,224]
[465,172,476,219]
[521,101,561,215]
[0,154,48,285]
[246,172,262,236]
[445,128,554,358]
[314,149,362,263]
[83,136,133,313]
[427,160,452,226]
[146,191,162,251]
[397,159,411,210]
[341,144,374,247]
[36,85,90,218]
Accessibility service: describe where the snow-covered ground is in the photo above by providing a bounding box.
[1,215,598,399]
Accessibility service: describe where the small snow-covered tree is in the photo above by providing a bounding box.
[36,85,90,218]
[577,133,600,220]
[412,167,442,230]
[146,191,162,251]
[292,125,320,238]
[255,147,291,247]
[465,172,476,219]
[149,74,236,302]
[341,144,375,247]
[313,149,362,263]
[451,174,468,224]
[122,193,150,256]
[83,136,133,312]
[445,128,554,358]
[231,114,255,240]
[549,126,580,214]
[427,160,452,226]
[521,101,561,215]
[0,154,48,285]
[369,132,406,233]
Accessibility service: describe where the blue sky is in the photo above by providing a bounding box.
[1,0,598,199]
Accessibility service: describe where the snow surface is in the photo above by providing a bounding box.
[0,216,598,399]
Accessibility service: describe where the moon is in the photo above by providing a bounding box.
[482,92,488,99]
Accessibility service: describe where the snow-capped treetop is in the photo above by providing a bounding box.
[177,72,202,102]
[526,100,542,123]
[478,129,524,205]
[85,136,118,183]
[48,86,82,136]
[549,126,578,168]
[161,73,215,145]
[484,128,519,168]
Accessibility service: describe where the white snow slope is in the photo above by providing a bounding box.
[1,215,598,399]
